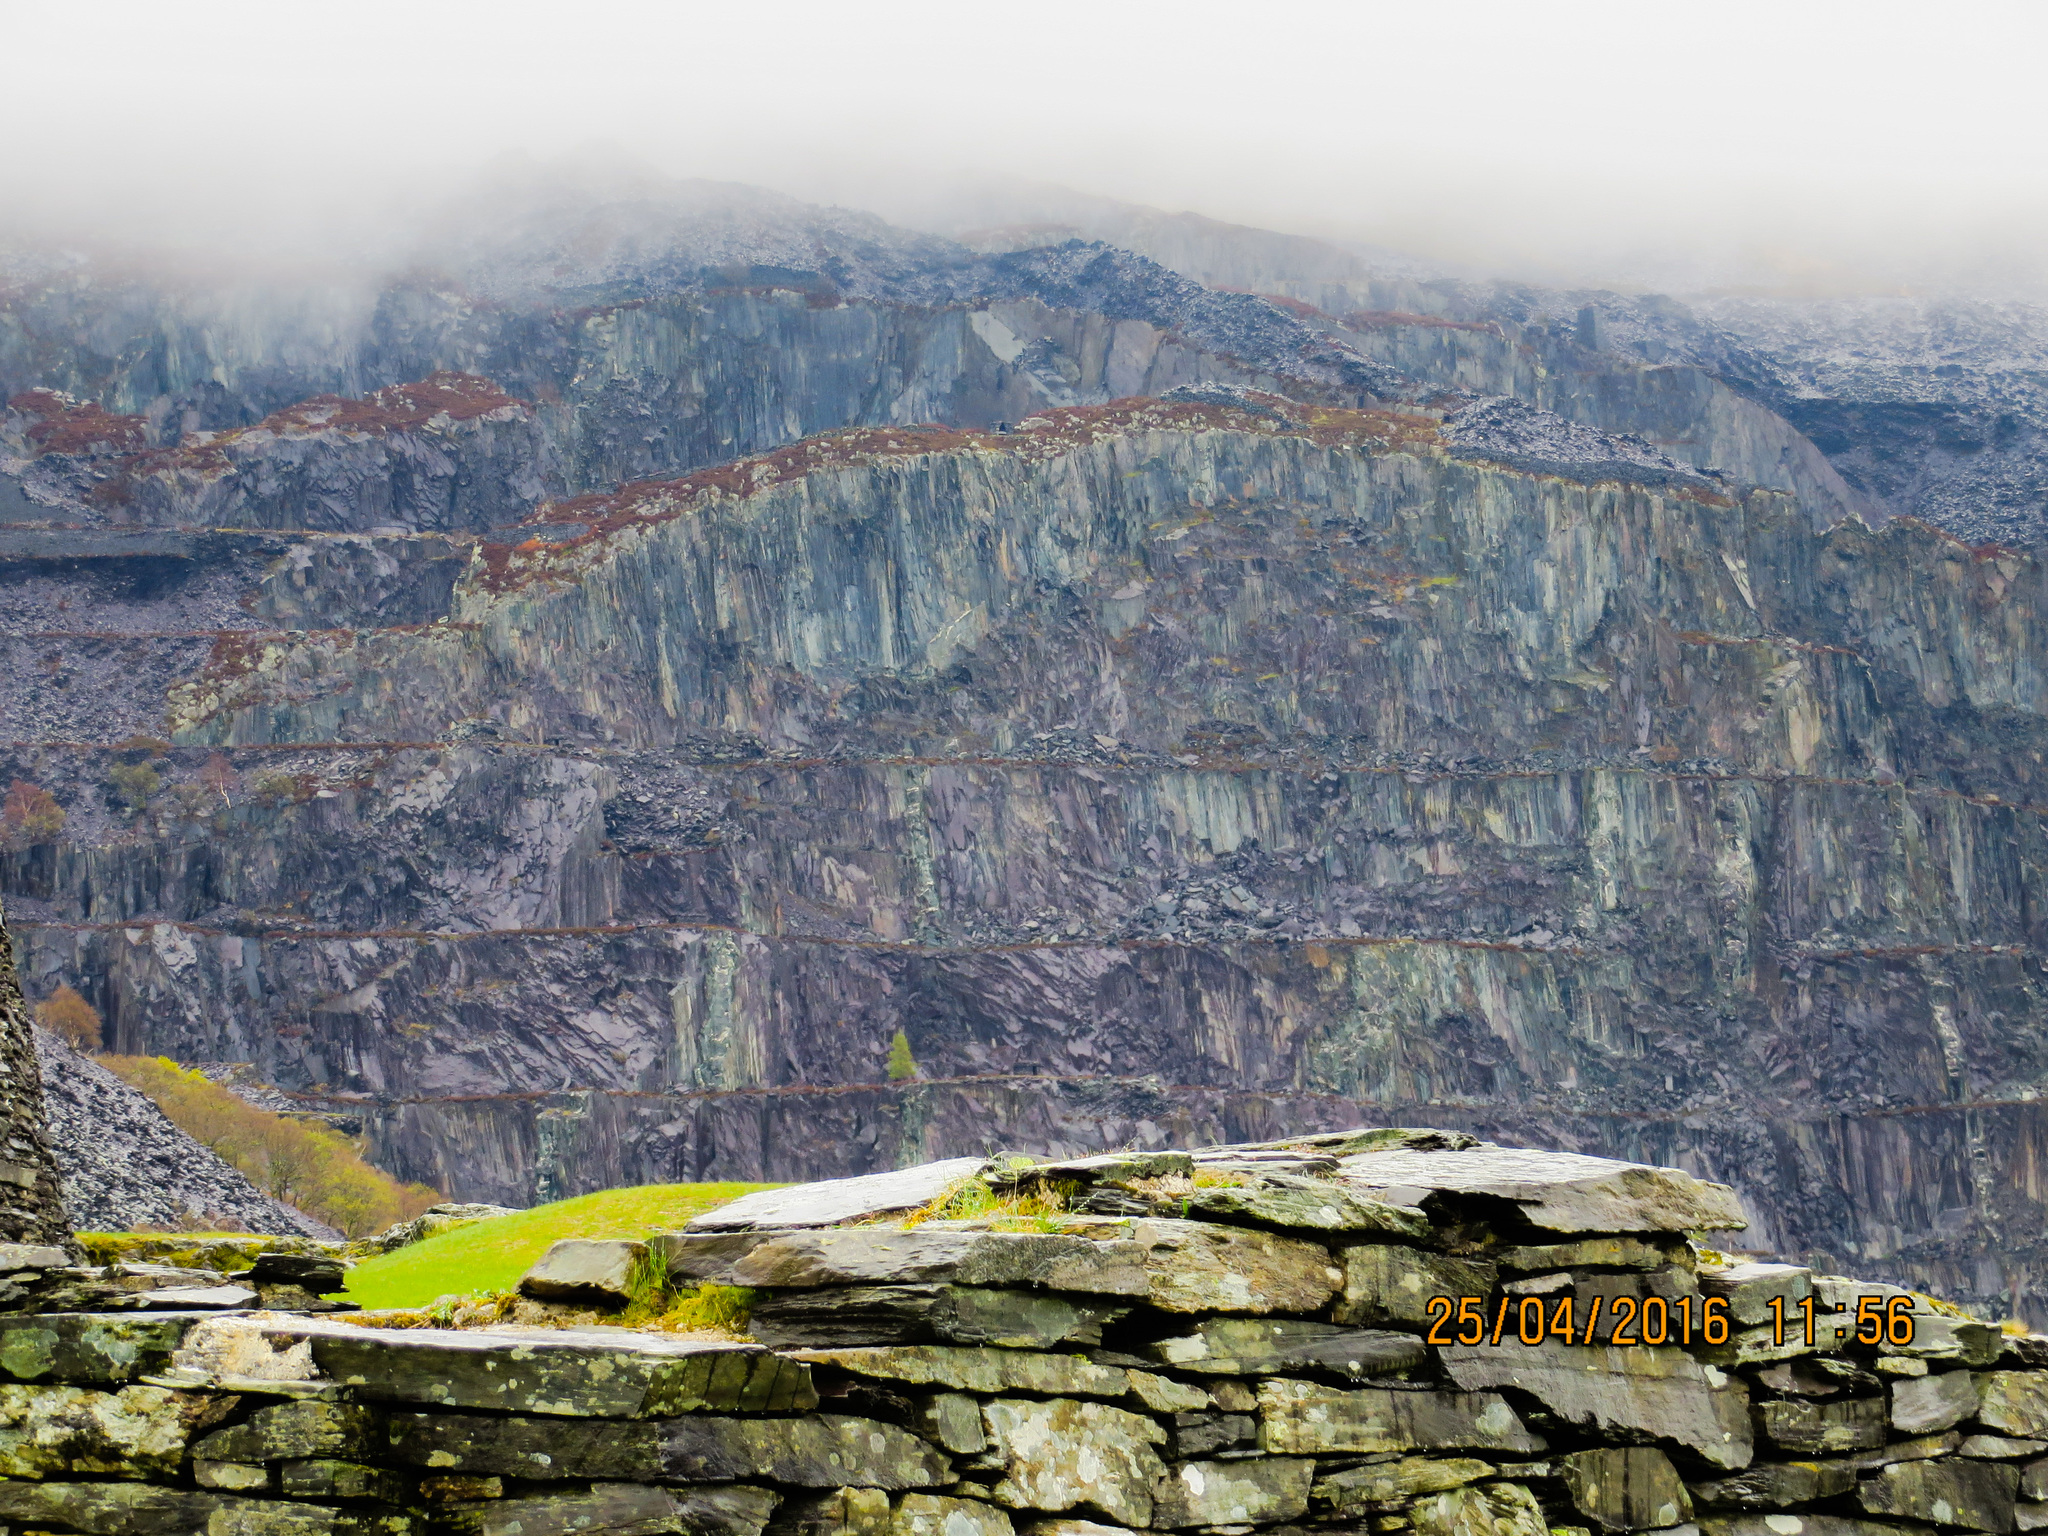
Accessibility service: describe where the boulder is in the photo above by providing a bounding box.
[1440,1341,1752,1469]
[1561,1448,1694,1530]
[1147,1318,1428,1378]
[688,1160,991,1231]
[1148,1457,1314,1527]
[515,1239,647,1305]
[980,1398,1168,1527]
[1256,1379,1544,1455]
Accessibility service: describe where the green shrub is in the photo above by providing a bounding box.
[886,1028,918,1082]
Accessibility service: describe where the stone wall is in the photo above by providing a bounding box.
[0,902,69,1246]
[3,1131,2046,1536]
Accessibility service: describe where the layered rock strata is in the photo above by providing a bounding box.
[0,1134,2041,1536]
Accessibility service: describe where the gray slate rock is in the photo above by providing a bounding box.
[1562,1448,1694,1531]
[981,1397,1167,1527]
[195,1402,378,1464]
[1861,1459,2019,1533]
[1689,1462,1858,1509]
[1758,1397,1887,1454]
[1893,1370,1981,1434]
[1256,1378,1544,1455]
[0,1311,204,1383]
[1333,1245,1498,1327]
[1147,1318,1427,1379]
[1409,1482,1552,1536]
[0,1480,413,1536]
[516,1239,647,1304]
[893,1495,1014,1536]
[748,1286,1125,1350]
[0,1381,206,1478]
[1148,1457,1313,1527]
[1335,1146,1746,1233]
[687,1159,990,1231]
[440,1483,778,1536]
[1313,1456,1494,1509]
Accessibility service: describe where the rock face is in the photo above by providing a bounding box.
[7,186,2048,1314]
[33,1028,325,1237]
[0,1135,2043,1536]
[0,909,66,1245]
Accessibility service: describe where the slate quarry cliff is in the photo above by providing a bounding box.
[6,185,2048,1317]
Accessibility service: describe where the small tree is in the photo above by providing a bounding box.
[200,753,240,808]
[886,1028,919,1082]
[1,780,64,843]
[34,985,101,1053]
[108,761,162,816]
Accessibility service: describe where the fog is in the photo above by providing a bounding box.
[5,0,2046,293]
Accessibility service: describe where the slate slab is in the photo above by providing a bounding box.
[439,1483,778,1536]
[1408,1482,1552,1536]
[981,1397,1168,1527]
[892,1495,1016,1536]
[687,1159,991,1231]
[1698,1265,1813,1328]
[1561,1448,1693,1531]
[1161,1178,1430,1238]
[516,1240,646,1304]
[1148,1457,1314,1527]
[0,1381,211,1478]
[1983,1373,2048,1438]
[1689,1462,1858,1509]
[1257,1378,1545,1455]
[1147,1318,1427,1379]
[384,1411,949,1487]
[1893,1370,1980,1434]
[306,1323,814,1416]
[748,1287,1126,1350]
[773,1487,893,1536]
[0,1481,414,1536]
[1335,1146,1747,1233]
[1334,1246,1498,1327]
[1758,1398,1887,1454]
[0,1311,204,1383]
[1312,1456,1494,1509]
[1861,1459,2019,1532]
[788,1344,1129,1398]
[1440,1341,1751,1469]
[195,1402,377,1463]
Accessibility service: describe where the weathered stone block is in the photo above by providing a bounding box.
[1698,1264,1813,1329]
[1699,1519,1923,1536]
[1120,1219,1342,1314]
[0,1311,200,1383]
[1017,1523,1135,1536]
[789,1344,1127,1398]
[749,1287,1126,1350]
[1440,1342,1751,1469]
[312,1323,814,1416]
[1333,1246,1498,1328]
[1894,1371,1981,1434]
[280,1462,412,1503]
[1149,1457,1313,1527]
[1165,1178,1431,1238]
[1961,1437,2048,1459]
[1313,1456,1492,1509]
[1408,1482,1552,1536]
[1758,1397,1887,1454]
[2022,1460,2048,1501]
[1147,1318,1428,1379]
[1861,1458,2019,1532]
[772,1488,893,1536]
[196,1463,274,1492]
[1334,1146,1747,1234]
[1688,1461,1858,1510]
[516,1239,647,1304]
[1984,1374,2048,1438]
[1166,1412,1255,1459]
[0,1381,208,1478]
[910,1393,986,1455]
[2017,1504,2048,1533]
[981,1397,1167,1527]
[386,1411,949,1488]
[1125,1371,1209,1414]
[1562,1448,1693,1531]
[687,1159,992,1230]
[1257,1378,1544,1455]
[892,1495,1015,1536]
[196,1401,378,1463]
[0,1481,413,1536]
[443,1483,778,1536]
[1498,1238,1686,1273]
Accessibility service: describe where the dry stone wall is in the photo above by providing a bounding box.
[3,1130,2046,1536]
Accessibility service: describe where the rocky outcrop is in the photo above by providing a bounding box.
[0,1133,2036,1536]
[34,1029,327,1237]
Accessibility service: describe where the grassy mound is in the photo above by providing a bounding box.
[340,1182,780,1310]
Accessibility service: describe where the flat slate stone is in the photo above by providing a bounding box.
[1119,1219,1341,1314]
[1689,1461,1859,1510]
[1698,1265,1814,1329]
[0,1382,207,1478]
[1148,1457,1314,1527]
[1256,1379,1544,1455]
[196,1402,378,1463]
[1334,1246,1498,1328]
[1960,1438,2048,1459]
[1440,1341,1751,1469]
[278,1462,410,1503]
[1166,1411,1256,1458]
[892,1495,1016,1536]
[517,1240,646,1304]
[1147,1318,1427,1379]
[982,1397,1168,1527]
[789,1345,1129,1399]
[1562,1448,1693,1531]
[1409,1482,1552,1536]
[1700,1518,1923,1536]
[1335,1146,1747,1233]
[665,1230,1148,1293]
[774,1488,893,1536]
[749,1287,1127,1351]
[687,1159,991,1231]
[913,1392,988,1454]
[440,1483,777,1536]
[0,1311,205,1383]
[306,1322,814,1416]
[386,1411,949,1488]
[1758,1398,1887,1454]
[1498,1238,1685,1273]
[1983,1374,2048,1438]
[1893,1371,1980,1434]
[1163,1178,1430,1238]
[1313,1456,1494,1509]
[0,1481,413,1536]
[1861,1459,2019,1532]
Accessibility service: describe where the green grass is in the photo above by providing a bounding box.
[340,1182,780,1310]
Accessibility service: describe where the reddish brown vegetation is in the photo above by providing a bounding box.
[6,390,148,457]
[1343,310,1498,334]
[474,395,1443,595]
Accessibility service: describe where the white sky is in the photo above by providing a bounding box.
[6,0,2046,289]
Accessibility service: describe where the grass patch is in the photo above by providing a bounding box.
[340,1182,780,1310]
